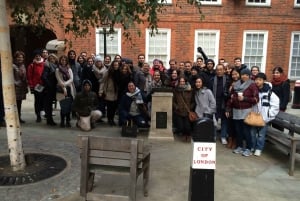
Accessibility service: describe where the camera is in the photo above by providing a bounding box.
[197,47,203,53]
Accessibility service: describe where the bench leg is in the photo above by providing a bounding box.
[88,172,95,191]
[143,155,150,197]
[289,141,296,176]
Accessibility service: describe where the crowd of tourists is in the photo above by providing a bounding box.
[0,47,291,157]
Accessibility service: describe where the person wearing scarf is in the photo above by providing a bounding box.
[119,82,150,128]
[68,50,82,92]
[55,55,76,128]
[271,66,290,112]
[225,68,259,157]
[173,76,195,141]
[27,49,45,123]
[13,51,28,124]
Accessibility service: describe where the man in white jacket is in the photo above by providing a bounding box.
[252,73,280,156]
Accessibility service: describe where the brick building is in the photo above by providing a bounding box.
[8,0,300,81]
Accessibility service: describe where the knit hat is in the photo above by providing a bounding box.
[32,49,42,57]
[82,79,92,87]
[94,55,102,62]
[206,59,215,67]
[240,68,251,76]
[255,72,267,80]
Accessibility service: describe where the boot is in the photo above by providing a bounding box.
[66,114,71,128]
[60,115,65,128]
[47,118,57,126]
[226,137,233,149]
[231,138,237,149]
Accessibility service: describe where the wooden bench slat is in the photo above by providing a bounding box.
[87,192,129,201]
[77,135,145,153]
[89,150,145,160]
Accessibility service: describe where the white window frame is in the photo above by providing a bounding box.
[242,30,268,73]
[289,32,300,80]
[95,27,122,58]
[159,0,172,4]
[194,30,220,62]
[294,0,300,8]
[198,0,222,6]
[246,0,271,7]
[145,28,171,67]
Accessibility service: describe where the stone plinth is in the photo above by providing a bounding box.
[149,92,173,140]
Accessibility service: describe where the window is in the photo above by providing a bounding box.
[194,30,220,62]
[289,32,300,79]
[246,0,271,6]
[159,0,172,3]
[95,28,121,59]
[242,31,268,72]
[295,0,300,7]
[145,28,171,67]
[199,0,221,6]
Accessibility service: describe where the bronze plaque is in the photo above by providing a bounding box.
[156,112,167,129]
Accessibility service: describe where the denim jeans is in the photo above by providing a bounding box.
[251,125,267,151]
[234,119,252,150]
[216,112,228,139]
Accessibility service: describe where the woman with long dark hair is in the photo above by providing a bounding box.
[13,51,28,123]
[99,60,120,126]
[271,66,290,112]
[55,55,76,127]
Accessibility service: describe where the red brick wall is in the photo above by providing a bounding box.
[8,0,300,80]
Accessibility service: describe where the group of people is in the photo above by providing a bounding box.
[1,47,291,157]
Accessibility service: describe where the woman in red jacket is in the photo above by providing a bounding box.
[27,50,45,123]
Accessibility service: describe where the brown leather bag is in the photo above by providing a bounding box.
[188,111,198,122]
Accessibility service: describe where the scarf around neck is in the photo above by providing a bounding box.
[59,65,70,81]
[126,87,144,104]
[233,79,253,93]
[271,74,288,86]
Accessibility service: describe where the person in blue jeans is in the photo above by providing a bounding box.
[251,73,279,156]
[225,68,259,157]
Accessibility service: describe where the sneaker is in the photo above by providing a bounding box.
[242,149,252,157]
[233,147,244,154]
[221,138,228,145]
[254,150,262,156]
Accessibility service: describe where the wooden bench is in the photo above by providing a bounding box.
[77,135,151,201]
[266,111,300,176]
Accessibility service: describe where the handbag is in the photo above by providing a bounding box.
[244,111,265,127]
[121,120,138,137]
[179,94,198,122]
[188,111,198,122]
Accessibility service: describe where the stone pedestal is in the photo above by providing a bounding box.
[149,92,173,140]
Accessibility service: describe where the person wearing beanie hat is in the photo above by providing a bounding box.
[225,65,259,157]
[240,68,251,76]
[72,79,102,131]
[27,48,45,123]
[252,72,279,156]
[94,55,102,63]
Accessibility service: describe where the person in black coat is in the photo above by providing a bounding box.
[42,54,58,126]
[118,82,150,128]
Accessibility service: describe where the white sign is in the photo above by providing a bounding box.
[192,142,216,169]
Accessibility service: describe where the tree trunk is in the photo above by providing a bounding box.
[0,0,26,171]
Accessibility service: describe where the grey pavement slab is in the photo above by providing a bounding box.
[0,94,299,201]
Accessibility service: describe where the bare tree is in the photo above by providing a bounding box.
[0,0,26,171]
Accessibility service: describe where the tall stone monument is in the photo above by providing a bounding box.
[149,90,173,140]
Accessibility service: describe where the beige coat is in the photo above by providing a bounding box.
[55,67,76,101]
[99,71,118,101]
